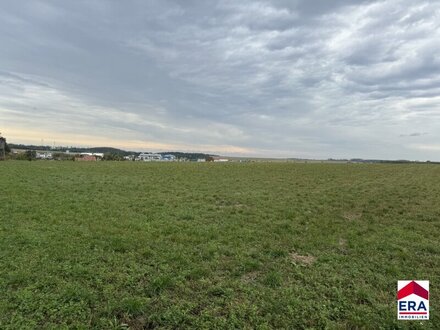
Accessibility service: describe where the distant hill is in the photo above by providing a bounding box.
[81,147,133,156]
[9,144,134,156]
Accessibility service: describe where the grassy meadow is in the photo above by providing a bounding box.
[1,161,439,329]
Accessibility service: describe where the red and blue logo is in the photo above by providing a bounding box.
[397,280,429,320]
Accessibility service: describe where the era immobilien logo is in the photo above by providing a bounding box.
[397,280,429,320]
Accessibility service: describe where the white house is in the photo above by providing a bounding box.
[36,152,53,159]
[80,152,104,158]
[136,153,162,161]
[162,154,176,161]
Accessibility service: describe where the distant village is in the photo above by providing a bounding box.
[0,133,234,162]
[32,151,182,162]
[5,144,229,162]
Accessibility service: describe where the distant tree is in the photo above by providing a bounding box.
[25,150,36,161]
[103,153,123,161]
[0,137,5,160]
[15,150,36,161]
[52,152,75,161]
[0,135,10,160]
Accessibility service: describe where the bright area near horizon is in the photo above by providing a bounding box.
[1,1,440,160]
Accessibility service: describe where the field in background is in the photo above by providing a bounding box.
[1,162,439,328]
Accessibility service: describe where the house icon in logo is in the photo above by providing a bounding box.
[397,280,429,320]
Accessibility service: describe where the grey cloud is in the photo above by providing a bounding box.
[1,0,440,160]
[400,132,427,137]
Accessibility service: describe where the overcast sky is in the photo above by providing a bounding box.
[1,0,440,159]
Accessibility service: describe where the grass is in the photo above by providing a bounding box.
[0,161,439,329]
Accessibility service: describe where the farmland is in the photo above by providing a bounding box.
[0,161,439,329]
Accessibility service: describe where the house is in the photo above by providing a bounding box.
[136,153,162,161]
[80,152,104,159]
[162,154,176,161]
[134,152,178,162]
[212,156,229,162]
[36,152,53,160]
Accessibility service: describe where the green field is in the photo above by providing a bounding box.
[1,162,439,329]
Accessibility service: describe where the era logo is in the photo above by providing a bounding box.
[397,280,429,320]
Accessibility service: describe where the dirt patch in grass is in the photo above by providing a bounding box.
[342,211,362,221]
[338,238,348,254]
[339,238,347,247]
[289,252,316,266]
[222,203,246,209]
[234,203,246,208]
[216,200,247,209]
[124,316,155,330]
[241,271,260,283]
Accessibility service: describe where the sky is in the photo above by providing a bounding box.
[1,0,440,160]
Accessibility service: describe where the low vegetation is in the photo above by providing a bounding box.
[0,162,439,328]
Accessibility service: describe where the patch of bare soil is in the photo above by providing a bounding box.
[241,271,260,283]
[338,238,348,253]
[342,211,362,221]
[339,238,347,247]
[289,252,316,266]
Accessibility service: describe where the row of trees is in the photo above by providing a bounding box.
[102,153,125,161]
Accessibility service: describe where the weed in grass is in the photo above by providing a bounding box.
[263,271,283,288]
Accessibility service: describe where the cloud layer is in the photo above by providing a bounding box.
[1,0,440,159]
